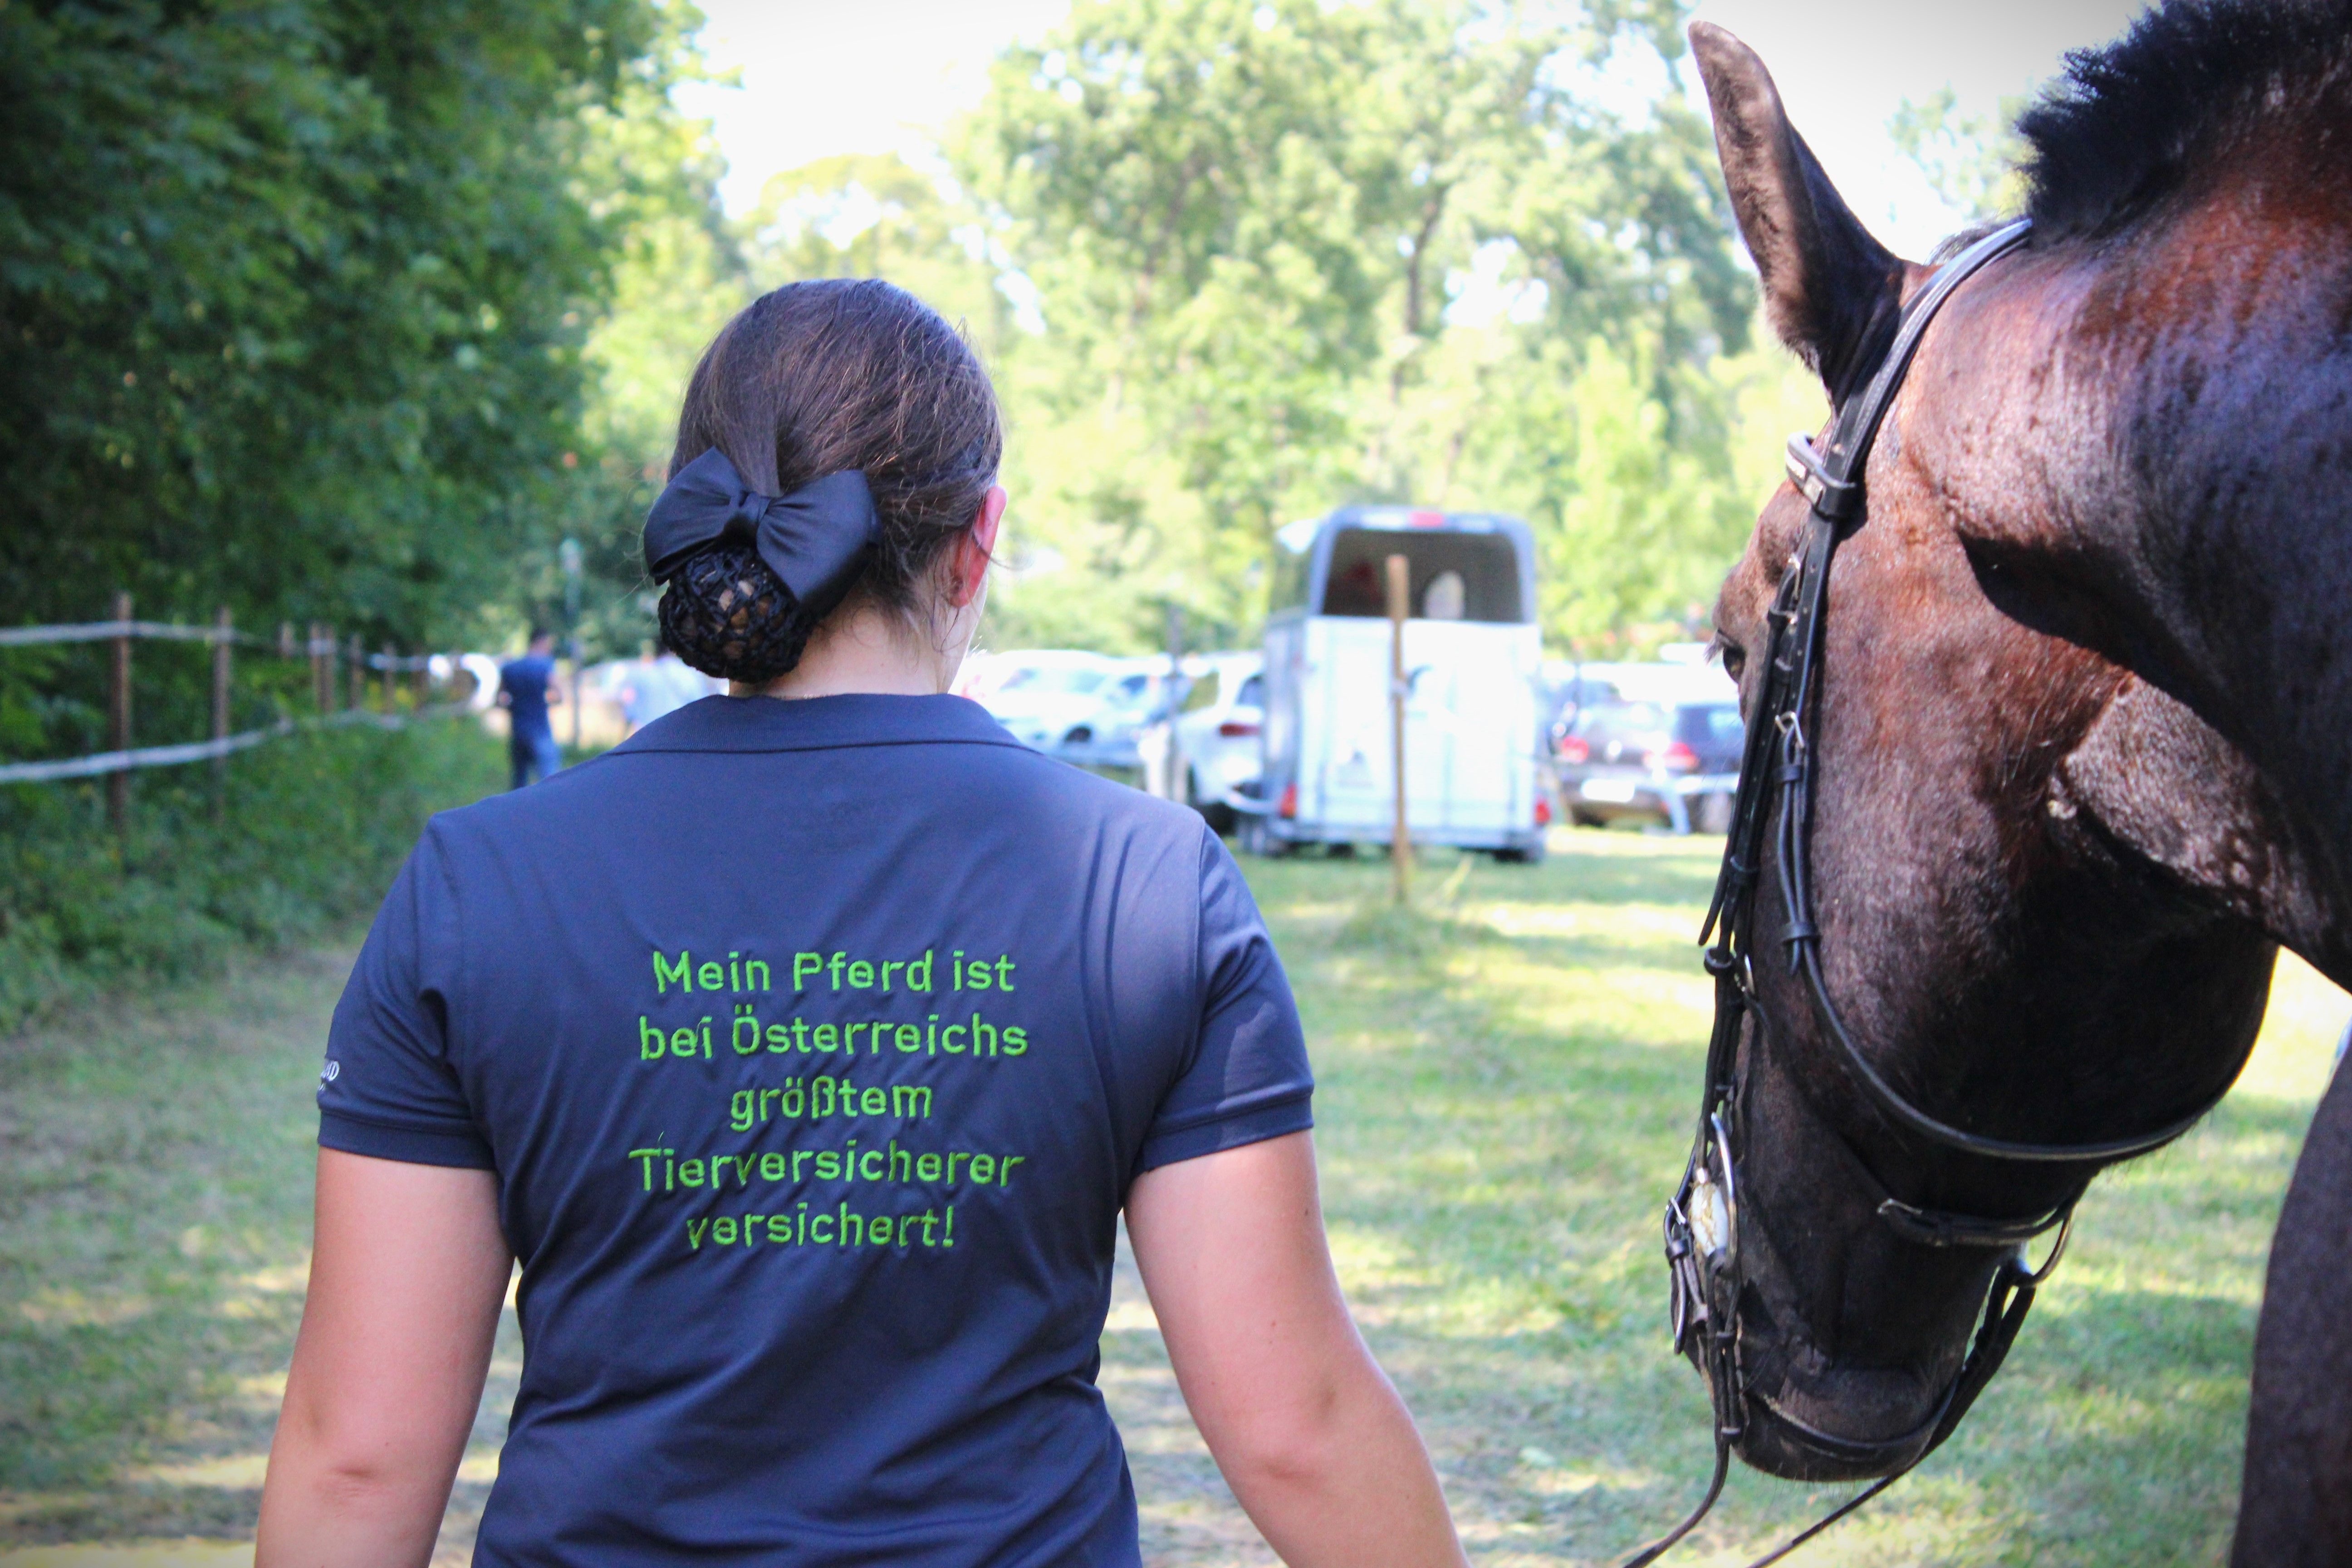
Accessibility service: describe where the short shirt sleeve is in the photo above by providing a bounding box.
[316,828,494,1170]
[1136,830,1314,1172]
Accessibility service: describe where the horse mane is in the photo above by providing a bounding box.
[2019,0,2352,242]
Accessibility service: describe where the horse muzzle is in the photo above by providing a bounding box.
[1731,1353,1950,1482]
[1669,1142,1964,1485]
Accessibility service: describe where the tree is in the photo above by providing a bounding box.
[953,0,1764,652]
[0,0,696,655]
[1890,86,2027,226]
[549,62,752,662]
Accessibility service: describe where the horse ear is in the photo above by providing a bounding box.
[1690,22,1909,404]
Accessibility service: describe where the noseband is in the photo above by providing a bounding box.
[1621,218,2231,1567]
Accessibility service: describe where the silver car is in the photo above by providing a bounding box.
[1173,654,1265,833]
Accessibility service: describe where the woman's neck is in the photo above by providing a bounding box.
[733,601,965,701]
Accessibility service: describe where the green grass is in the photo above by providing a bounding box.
[0,832,2339,1564]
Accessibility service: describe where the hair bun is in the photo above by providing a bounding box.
[657,542,818,684]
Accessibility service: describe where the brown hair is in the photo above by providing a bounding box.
[657,279,1002,682]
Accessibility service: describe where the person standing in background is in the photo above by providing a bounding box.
[616,635,718,735]
[497,627,564,789]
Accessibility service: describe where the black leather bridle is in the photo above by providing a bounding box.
[1618,217,2232,1567]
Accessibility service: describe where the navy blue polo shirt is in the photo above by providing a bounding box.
[316,693,1313,1568]
[498,653,557,735]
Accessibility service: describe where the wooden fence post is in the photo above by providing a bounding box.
[107,591,132,829]
[413,655,429,706]
[310,622,329,713]
[1387,554,1411,907]
[347,633,363,712]
[278,622,294,661]
[381,642,396,713]
[212,607,232,806]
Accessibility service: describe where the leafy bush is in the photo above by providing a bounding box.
[0,0,700,649]
[0,721,504,1032]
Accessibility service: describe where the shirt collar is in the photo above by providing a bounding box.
[608,692,1026,756]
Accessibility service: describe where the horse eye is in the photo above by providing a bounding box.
[1715,638,1746,682]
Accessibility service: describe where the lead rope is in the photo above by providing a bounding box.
[1617,1241,2053,1568]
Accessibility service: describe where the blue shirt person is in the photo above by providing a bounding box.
[615,641,717,735]
[255,279,1470,1568]
[496,628,564,789]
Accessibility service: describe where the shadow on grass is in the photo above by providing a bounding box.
[1540,836,1725,908]
[0,954,337,1545]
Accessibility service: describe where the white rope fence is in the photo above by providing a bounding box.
[0,706,470,786]
[0,619,249,647]
[0,721,294,785]
[0,611,473,793]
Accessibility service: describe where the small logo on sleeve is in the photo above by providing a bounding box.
[318,1059,341,1088]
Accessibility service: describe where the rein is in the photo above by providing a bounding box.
[1619,217,2233,1567]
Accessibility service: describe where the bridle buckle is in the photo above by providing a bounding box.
[1784,432,1863,521]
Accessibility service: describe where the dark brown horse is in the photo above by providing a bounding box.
[1675,1,2352,1560]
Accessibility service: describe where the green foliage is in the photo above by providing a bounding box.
[1891,86,2029,226]
[939,0,1770,653]
[0,0,701,656]
[745,153,1010,344]
[550,0,1788,657]
[532,67,748,662]
[0,721,504,1034]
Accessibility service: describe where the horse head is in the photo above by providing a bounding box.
[1681,4,2352,1490]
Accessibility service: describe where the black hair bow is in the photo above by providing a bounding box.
[642,448,879,620]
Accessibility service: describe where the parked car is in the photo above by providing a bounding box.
[1540,666,1624,750]
[1172,653,1264,833]
[1555,698,1743,833]
[976,652,1119,751]
[1057,658,1181,769]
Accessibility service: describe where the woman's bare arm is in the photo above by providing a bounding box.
[256,1149,510,1568]
[1126,1130,1469,1568]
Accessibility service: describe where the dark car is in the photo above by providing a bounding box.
[1540,671,1622,741]
[1553,699,1744,833]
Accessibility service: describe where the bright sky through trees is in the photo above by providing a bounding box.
[657,1,2140,658]
[683,0,2141,257]
[643,0,2144,659]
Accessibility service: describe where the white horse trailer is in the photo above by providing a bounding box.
[1244,506,1547,861]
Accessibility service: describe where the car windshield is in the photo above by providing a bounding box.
[1235,673,1264,707]
[1000,666,1107,695]
[1577,701,1669,741]
[1682,704,1742,745]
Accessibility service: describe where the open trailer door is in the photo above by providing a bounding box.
[1259,507,1544,857]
